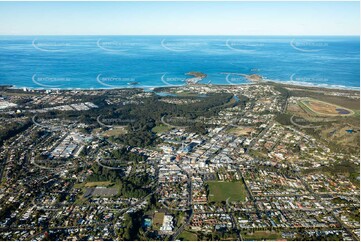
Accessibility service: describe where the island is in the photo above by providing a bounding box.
[221,72,264,82]
[185,71,207,85]
[245,73,263,82]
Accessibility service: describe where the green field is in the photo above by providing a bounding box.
[207,181,247,202]
[102,127,128,137]
[242,231,282,240]
[152,124,172,134]
[153,212,165,229]
[298,98,355,117]
[74,181,114,189]
[179,230,198,241]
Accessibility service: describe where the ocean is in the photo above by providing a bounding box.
[0,36,359,90]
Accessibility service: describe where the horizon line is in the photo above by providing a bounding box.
[1,34,360,37]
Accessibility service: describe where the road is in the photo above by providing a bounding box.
[171,166,193,240]
[246,121,274,154]
[282,95,289,113]
[298,175,359,241]
[226,197,242,241]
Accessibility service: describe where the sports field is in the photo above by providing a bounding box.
[299,98,354,116]
[179,230,198,241]
[227,126,255,136]
[242,231,282,240]
[207,181,247,202]
[152,124,172,134]
[153,212,165,229]
[102,127,128,137]
[74,181,114,188]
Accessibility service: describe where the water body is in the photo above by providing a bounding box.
[0,36,359,90]
[155,92,178,97]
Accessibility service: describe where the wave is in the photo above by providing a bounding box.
[266,79,359,91]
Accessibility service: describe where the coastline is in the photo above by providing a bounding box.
[264,80,360,92]
[4,79,360,94]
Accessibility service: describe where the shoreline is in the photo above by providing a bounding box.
[264,80,360,92]
[3,79,360,93]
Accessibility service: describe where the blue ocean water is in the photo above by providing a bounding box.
[0,36,359,90]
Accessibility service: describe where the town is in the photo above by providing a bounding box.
[0,83,359,241]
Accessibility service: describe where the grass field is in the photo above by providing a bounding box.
[242,231,282,240]
[299,98,354,117]
[226,126,255,136]
[179,230,198,241]
[275,82,360,110]
[73,181,118,204]
[153,212,165,229]
[102,127,128,137]
[207,181,247,202]
[152,124,172,134]
[74,181,114,188]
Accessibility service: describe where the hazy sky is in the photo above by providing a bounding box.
[0,1,359,35]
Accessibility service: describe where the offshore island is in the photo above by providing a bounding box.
[0,80,359,241]
[221,72,265,82]
[185,72,208,85]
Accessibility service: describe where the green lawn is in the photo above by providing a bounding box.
[74,181,114,188]
[242,231,282,240]
[102,127,128,137]
[153,212,165,229]
[179,230,198,241]
[152,124,172,134]
[207,181,247,202]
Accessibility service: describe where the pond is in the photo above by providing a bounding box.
[336,108,351,114]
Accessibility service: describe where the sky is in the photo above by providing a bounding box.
[0,1,359,35]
